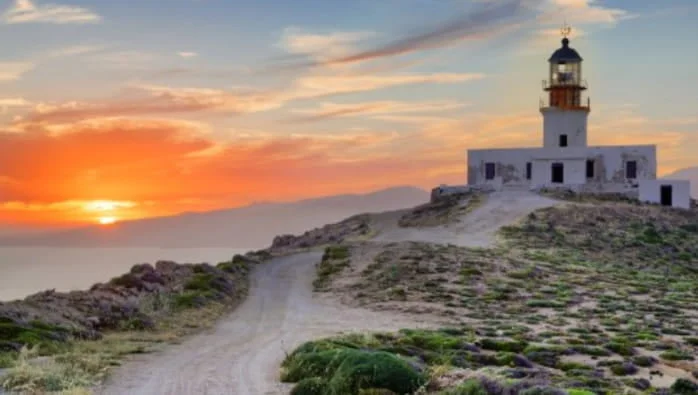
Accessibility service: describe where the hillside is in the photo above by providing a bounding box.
[0,186,428,249]
[280,193,698,394]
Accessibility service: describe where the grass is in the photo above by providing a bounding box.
[302,200,698,393]
[313,245,352,290]
[398,192,486,228]
[0,262,250,393]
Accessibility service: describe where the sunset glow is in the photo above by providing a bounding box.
[98,216,117,225]
[0,0,696,229]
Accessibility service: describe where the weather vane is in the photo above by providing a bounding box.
[561,20,572,38]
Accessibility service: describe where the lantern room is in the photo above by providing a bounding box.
[548,37,583,86]
[542,29,590,111]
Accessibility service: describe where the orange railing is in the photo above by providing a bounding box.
[542,79,588,90]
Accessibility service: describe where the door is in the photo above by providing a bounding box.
[660,185,672,206]
[551,163,564,183]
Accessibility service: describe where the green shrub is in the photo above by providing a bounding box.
[282,349,351,382]
[0,352,17,368]
[290,377,329,395]
[604,342,635,356]
[671,378,698,395]
[324,246,350,261]
[479,338,527,353]
[526,299,566,308]
[660,349,694,361]
[184,273,217,292]
[568,390,595,395]
[439,379,487,395]
[326,350,424,394]
[170,291,209,309]
[631,355,656,367]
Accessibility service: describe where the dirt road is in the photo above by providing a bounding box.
[373,190,560,248]
[99,252,438,395]
[101,190,559,395]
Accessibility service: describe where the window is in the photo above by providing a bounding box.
[559,134,568,147]
[526,162,532,180]
[551,163,564,183]
[626,160,637,179]
[586,159,595,179]
[485,163,495,180]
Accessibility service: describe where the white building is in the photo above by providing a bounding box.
[466,32,691,209]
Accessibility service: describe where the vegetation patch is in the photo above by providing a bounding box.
[0,258,252,393]
[313,246,352,291]
[398,192,486,228]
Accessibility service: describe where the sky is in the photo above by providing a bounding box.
[0,0,697,228]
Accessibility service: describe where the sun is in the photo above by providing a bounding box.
[99,216,117,225]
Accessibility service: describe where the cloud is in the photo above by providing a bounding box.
[1,107,696,225]
[17,85,284,124]
[87,50,157,69]
[278,28,375,64]
[289,72,485,99]
[0,98,32,107]
[47,44,106,58]
[288,100,468,123]
[276,0,534,70]
[539,0,632,25]
[178,52,198,58]
[2,0,101,24]
[0,62,35,82]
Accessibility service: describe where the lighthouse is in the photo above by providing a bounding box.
[462,26,690,208]
[541,28,590,149]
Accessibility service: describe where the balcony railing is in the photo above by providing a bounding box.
[542,79,588,90]
[540,96,591,110]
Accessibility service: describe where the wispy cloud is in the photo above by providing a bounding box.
[290,72,485,99]
[275,0,534,70]
[2,0,101,24]
[538,0,633,25]
[0,62,34,82]
[47,44,106,58]
[177,51,198,58]
[288,100,468,123]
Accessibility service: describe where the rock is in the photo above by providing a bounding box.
[633,378,651,391]
[513,354,534,368]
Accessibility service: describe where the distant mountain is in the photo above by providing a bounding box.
[0,186,428,249]
[664,167,698,198]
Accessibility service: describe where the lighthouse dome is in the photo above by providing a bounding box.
[549,38,583,63]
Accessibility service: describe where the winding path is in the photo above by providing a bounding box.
[99,252,435,395]
[101,190,559,395]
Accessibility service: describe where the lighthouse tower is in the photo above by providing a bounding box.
[540,25,590,149]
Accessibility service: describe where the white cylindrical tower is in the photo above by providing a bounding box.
[540,29,590,149]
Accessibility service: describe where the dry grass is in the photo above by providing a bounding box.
[398,193,487,228]
[1,295,240,393]
[309,201,698,393]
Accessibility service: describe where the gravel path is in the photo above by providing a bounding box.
[100,190,558,395]
[373,190,560,248]
[99,252,437,395]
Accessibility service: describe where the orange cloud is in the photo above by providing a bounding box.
[1,104,695,226]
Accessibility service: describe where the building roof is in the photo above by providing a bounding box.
[549,38,583,63]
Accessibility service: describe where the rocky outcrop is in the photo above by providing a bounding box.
[268,214,372,254]
[400,191,485,228]
[0,258,250,351]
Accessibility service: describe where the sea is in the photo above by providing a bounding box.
[0,247,250,302]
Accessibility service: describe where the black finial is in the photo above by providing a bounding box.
[562,37,570,47]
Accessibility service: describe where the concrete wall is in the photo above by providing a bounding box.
[467,148,540,188]
[639,179,691,209]
[542,108,588,148]
[580,145,657,192]
[467,144,657,192]
[531,158,586,187]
